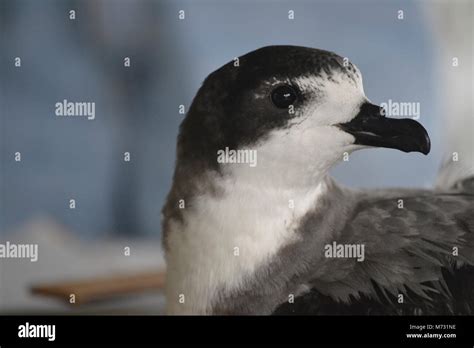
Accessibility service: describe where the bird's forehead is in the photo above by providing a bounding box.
[235,46,363,92]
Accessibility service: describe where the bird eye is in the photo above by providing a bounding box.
[271,85,297,109]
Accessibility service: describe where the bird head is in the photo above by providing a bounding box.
[178,45,430,188]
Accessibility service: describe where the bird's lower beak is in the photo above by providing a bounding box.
[337,102,431,155]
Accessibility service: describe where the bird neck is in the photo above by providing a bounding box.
[164,168,337,314]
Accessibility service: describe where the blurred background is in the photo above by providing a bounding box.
[0,0,472,314]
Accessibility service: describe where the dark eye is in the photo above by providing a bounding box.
[271,85,298,109]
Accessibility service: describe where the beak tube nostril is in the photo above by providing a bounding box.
[339,102,431,155]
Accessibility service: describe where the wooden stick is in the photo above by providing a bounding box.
[31,270,166,305]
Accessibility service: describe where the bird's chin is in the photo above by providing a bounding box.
[343,143,368,153]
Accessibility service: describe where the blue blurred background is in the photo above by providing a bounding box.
[1,0,442,239]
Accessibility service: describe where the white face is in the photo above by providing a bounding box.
[236,68,368,190]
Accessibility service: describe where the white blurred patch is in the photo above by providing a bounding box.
[423,2,474,189]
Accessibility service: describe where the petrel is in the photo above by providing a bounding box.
[162,46,474,315]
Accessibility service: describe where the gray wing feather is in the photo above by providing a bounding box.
[310,178,474,313]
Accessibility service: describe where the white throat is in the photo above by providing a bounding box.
[165,175,330,314]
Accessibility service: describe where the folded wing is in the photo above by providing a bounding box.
[274,177,474,315]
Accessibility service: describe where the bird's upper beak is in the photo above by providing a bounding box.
[337,102,431,155]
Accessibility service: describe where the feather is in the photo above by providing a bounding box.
[274,177,474,315]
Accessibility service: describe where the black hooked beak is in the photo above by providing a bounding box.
[338,102,431,155]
